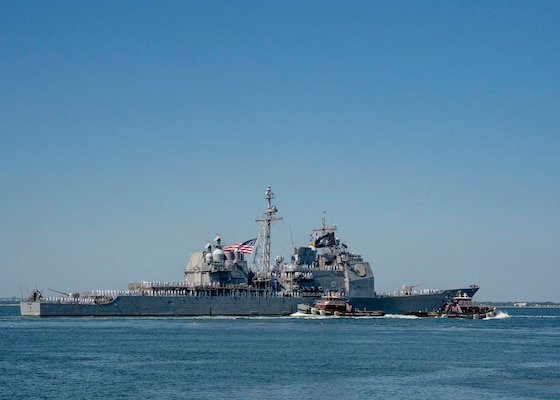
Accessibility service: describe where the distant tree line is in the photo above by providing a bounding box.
[485,301,560,307]
[0,297,19,304]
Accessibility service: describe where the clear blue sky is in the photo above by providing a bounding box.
[2,1,559,302]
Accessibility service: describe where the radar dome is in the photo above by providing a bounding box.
[212,248,225,263]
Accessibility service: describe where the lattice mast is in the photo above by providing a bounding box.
[252,186,282,272]
[313,211,337,236]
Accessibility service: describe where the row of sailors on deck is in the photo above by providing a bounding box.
[387,288,443,296]
[275,263,345,272]
[39,297,99,304]
[271,271,315,280]
[137,281,235,289]
[42,288,310,303]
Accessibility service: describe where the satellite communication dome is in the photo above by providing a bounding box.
[212,248,225,263]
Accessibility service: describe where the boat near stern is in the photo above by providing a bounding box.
[297,294,385,317]
[437,291,496,319]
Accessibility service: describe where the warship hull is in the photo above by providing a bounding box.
[20,295,304,317]
[351,286,479,315]
[20,287,478,317]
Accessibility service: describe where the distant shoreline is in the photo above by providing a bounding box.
[496,305,560,309]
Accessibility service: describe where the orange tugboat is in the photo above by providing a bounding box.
[298,295,385,317]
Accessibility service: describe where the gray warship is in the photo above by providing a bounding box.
[20,187,479,317]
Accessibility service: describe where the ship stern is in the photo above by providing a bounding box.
[20,301,41,316]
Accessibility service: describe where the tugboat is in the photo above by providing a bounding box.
[298,293,385,317]
[437,291,496,319]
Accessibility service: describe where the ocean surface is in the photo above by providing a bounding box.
[1,306,559,400]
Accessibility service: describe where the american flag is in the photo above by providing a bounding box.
[223,238,257,254]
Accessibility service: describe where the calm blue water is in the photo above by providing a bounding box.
[1,306,559,399]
